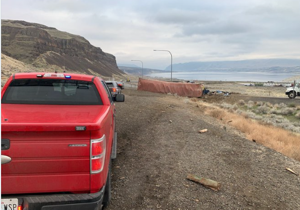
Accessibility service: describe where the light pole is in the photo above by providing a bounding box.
[154,49,173,81]
[131,60,144,77]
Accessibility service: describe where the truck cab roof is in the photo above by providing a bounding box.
[12,72,100,81]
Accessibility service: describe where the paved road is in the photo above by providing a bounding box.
[231,95,300,105]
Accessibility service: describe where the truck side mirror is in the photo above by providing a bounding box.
[114,94,125,102]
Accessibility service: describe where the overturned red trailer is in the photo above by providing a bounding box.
[137,78,204,97]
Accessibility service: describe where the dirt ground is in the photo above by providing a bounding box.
[107,88,300,210]
[202,81,287,98]
[202,93,300,106]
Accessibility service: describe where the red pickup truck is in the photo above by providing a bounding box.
[1,72,124,210]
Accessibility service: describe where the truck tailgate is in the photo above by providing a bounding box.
[1,104,110,194]
[2,131,90,194]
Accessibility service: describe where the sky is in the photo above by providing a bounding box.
[2,0,300,70]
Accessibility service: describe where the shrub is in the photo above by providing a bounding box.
[265,102,273,108]
[270,108,279,114]
[253,115,263,120]
[256,101,264,106]
[292,127,300,133]
[221,103,239,112]
[244,111,257,119]
[296,112,300,119]
[235,109,244,115]
[281,123,295,130]
[220,103,234,110]
[238,99,245,106]
[288,103,296,108]
[232,104,239,111]
[257,106,270,114]
[278,103,287,109]
[281,108,295,115]
[247,100,255,108]
[261,119,274,126]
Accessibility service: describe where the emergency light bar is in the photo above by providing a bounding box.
[44,73,65,78]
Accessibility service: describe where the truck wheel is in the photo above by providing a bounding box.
[288,91,296,99]
[102,161,112,209]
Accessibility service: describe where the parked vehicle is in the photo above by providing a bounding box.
[117,81,124,89]
[1,72,124,210]
[285,81,299,99]
[105,81,122,98]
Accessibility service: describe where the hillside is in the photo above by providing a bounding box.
[1,19,123,77]
[1,53,66,85]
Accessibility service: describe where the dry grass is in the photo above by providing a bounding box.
[203,105,300,161]
[209,109,223,118]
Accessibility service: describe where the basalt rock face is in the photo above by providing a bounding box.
[1,20,122,77]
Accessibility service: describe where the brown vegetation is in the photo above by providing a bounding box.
[200,103,300,161]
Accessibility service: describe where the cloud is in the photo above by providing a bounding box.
[180,20,255,37]
[36,0,90,12]
[152,9,215,25]
[2,0,300,69]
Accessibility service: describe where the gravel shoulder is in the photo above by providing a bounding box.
[108,88,300,210]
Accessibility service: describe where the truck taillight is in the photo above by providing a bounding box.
[18,206,23,210]
[92,141,104,156]
[112,87,117,92]
[90,135,106,174]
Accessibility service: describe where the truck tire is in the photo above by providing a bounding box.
[102,161,112,209]
[288,91,296,99]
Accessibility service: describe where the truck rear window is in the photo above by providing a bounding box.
[106,82,115,88]
[2,79,103,105]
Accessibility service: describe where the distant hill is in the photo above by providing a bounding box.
[167,59,300,73]
[117,63,139,68]
[1,19,123,77]
[118,66,168,76]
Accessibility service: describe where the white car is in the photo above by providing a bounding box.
[285,82,299,99]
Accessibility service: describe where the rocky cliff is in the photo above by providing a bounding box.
[1,20,122,77]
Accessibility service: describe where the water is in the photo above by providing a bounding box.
[147,71,299,82]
